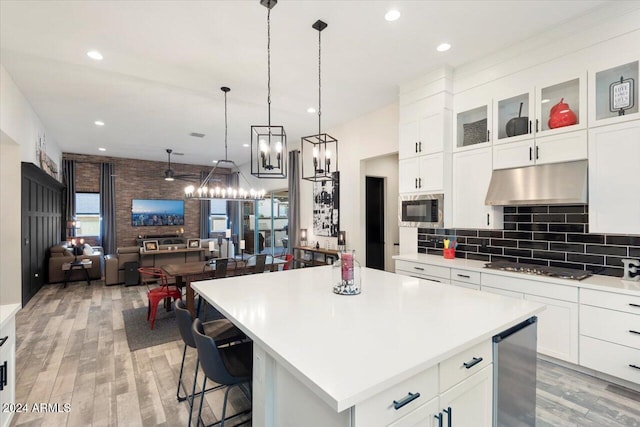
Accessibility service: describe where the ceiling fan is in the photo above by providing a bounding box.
[163,149,200,182]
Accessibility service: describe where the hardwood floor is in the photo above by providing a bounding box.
[9,280,640,427]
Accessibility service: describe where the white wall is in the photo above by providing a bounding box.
[300,103,399,263]
[362,153,399,272]
[0,65,62,305]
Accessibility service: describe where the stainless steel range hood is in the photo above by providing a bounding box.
[485,160,587,206]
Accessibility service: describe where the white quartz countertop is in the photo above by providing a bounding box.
[0,303,21,327]
[192,266,543,412]
[393,253,640,296]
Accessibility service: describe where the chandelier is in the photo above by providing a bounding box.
[302,19,338,182]
[251,0,287,179]
[185,87,266,201]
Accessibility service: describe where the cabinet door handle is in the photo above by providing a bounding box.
[393,391,421,410]
[413,266,425,271]
[529,147,533,161]
[487,213,490,226]
[535,119,539,133]
[463,356,483,369]
[536,146,539,160]
[487,130,490,142]
[0,360,6,390]
[424,278,441,283]
[630,364,640,371]
[415,178,418,189]
[415,142,418,153]
[457,274,471,279]
[0,336,7,347]
[434,412,443,427]
[443,407,452,427]
[529,120,532,134]
[630,303,640,308]
[419,141,422,152]
[629,330,640,335]
[418,178,422,188]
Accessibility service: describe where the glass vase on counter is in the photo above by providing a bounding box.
[332,250,361,295]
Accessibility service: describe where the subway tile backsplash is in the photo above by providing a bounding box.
[417,205,640,278]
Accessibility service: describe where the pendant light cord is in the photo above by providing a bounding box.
[267,8,271,127]
[318,26,322,137]
[224,89,228,161]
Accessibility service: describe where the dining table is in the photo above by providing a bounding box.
[162,256,287,316]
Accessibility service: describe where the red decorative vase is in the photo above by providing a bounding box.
[548,98,577,129]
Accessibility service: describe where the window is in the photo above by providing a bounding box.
[209,199,228,232]
[75,192,100,237]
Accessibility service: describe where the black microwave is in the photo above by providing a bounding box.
[399,194,443,228]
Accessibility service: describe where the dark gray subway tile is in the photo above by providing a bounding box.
[533,232,566,242]
[479,230,503,238]
[566,214,588,223]
[519,240,549,250]
[467,237,489,246]
[504,214,532,223]
[606,256,629,268]
[549,261,586,270]
[427,248,443,256]
[457,244,478,253]
[532,250,566,261]
[605,235,640,246]
[517,206,548,214]
[504,222,517,230]
[586,245,627,256]
[504,248,533,258]
[504,231,533,240]
[456,229,479,237]
[490,255,519,263]
[585,265,623,277]
[549,224,585,233]
[504,206,517,214]
[418,228,434,234]
[418,247,427,254]
[524,258,550,266]
[490,238,518,248]
[519,223,548,232]
[567,234,604,244]
[549,205,585,214]
[533,214,566,223]
[568,253,605,264]
[630,247,640,258]
[479,246,503,255]
[467,253,490,262]
[549,242,585,253]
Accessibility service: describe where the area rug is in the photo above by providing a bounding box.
[122,299,225,352]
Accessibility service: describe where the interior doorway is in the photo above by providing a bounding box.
[366,176,385,270]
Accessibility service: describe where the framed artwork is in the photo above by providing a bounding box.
[187,238,201,249]
[143,240,159,252]
[313,171,339,237]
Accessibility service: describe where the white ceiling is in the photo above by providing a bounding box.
[0,0,608,166]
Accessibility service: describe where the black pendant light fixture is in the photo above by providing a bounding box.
[302,19,338,182]
[251,0,287,179]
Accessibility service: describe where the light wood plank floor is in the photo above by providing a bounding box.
[9,280,640,427]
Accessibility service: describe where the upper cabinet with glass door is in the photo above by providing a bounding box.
[453,88,493,152]
[535,74,587,138]
[494,89,534,145]
[589,59,639,127]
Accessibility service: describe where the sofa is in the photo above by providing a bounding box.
[48,244,103,283]
[104,246,141,285]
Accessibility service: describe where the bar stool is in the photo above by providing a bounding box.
[138,267,182,330]
[192,318,252,427]
[175,300,245,427]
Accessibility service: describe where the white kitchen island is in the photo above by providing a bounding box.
[192,266,544,427]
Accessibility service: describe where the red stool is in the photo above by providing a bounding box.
[278,254,294,270]
[138,267,182,330]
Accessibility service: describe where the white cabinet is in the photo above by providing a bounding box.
[439,365,493,427]
[395,259,450,284]
[588,59,639,128]
[588,120,640,235]
[399,112,450,160]
[399,153,446,194]
[452,147,503,229]
[450,268,481,291]
[454,94,493,152]
[387,396,439,427]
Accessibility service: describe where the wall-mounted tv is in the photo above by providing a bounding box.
[131,199,184,226]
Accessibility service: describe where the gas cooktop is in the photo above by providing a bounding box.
[484,261,592,281]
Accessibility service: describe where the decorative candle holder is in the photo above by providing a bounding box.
[332,250,361,295]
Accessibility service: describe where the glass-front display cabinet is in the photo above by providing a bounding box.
[535,74,586,137]
[494,92,533,144]
[589,60,638,127]
[454,104,492,150]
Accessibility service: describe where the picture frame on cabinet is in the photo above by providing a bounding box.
[187,238,201,248]
[143,240,159,252]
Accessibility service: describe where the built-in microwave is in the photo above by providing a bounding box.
[399,194,444,228]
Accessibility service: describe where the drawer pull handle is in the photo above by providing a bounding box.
[0,336,7,347]
[0,360,6,391]
[630,364,640,371]
[434,412,443,427]
[457,274,471,279]
[630,330,640,335]
[393,391,421,410]
[414,267,425,271]
[443,407,452,427]
[630,303,640,308]
[463,356,483,369]
[424,278,441,283]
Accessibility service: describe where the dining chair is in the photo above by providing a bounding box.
[175,299,245,427]
[138,267,182,330]
[192,318,252,427]
[244,254,268,275]
[277,254,294,271]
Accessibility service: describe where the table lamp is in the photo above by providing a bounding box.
[338,231,346,251]
[300,228,308,247]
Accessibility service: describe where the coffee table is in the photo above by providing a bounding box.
[62,260,92,288]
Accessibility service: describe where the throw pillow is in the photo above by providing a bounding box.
[83,243,94,256]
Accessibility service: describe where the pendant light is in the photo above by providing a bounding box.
[302,19,338,182]
[251,0,287,179]
[185,87,266,201]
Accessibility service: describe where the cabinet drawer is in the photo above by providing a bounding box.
[581,288,640,314]
[395,261,450,280]
[451,280,480,291]
[451,268,480,285]
[580,335,640,385]
[440,339,493,393]
[396,269,451,285]
[580,305,640,350]
[354,366,438,427]
[481,273,578,303]
[481,286,524,299]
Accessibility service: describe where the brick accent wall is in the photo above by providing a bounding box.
[63,153,228,250]
[417,205,640,278]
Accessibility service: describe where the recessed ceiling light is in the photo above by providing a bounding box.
[385,10,401,22]
[436,43,451,52]
[243,143,250,147]
[212,160,218,163]
[307,107,316,114]
[87,50,103,61]
[94,120,105,126]
[98,147,106,152]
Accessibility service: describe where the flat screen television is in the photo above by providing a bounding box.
[131,199,185,226]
